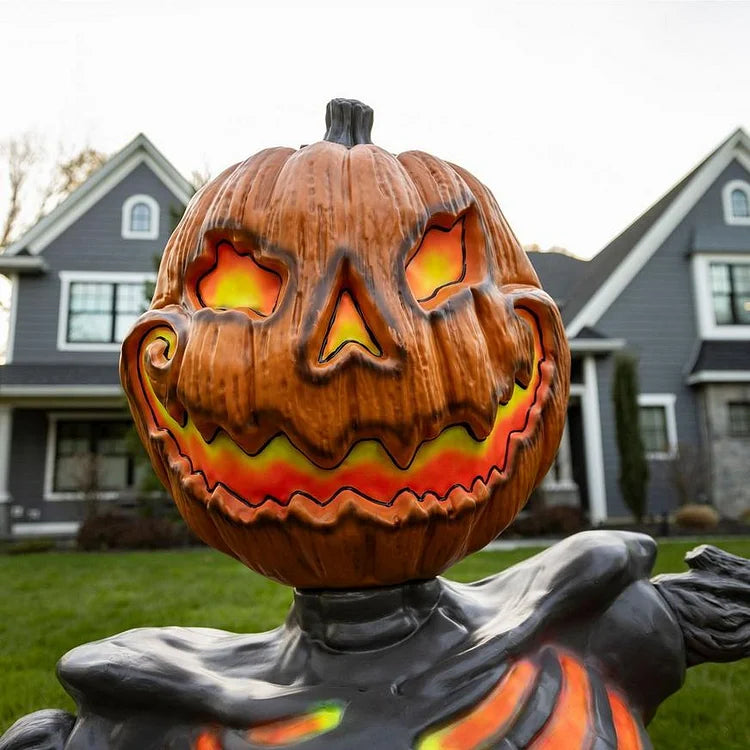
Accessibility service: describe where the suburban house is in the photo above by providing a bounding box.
[0,134,194,537]
[531,127,750,524]
[1,128,749,538]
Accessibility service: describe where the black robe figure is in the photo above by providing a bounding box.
[2,532,749,749]
[3,100,750,749]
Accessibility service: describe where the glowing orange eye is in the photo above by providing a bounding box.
[197,241,282,317]
[405,218,466,305]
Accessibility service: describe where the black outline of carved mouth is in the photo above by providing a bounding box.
[136,307,549,511]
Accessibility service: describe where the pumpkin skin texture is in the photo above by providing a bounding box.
[120,100,570,588]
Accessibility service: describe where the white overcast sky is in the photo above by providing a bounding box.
[2,0,750,260]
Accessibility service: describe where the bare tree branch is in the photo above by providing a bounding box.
[35,145,107,222]
[190,164,211,192]
[0,134,39,250]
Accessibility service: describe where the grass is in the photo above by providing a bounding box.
[1,538,749,748]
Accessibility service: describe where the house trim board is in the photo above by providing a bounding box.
[581,355,608,524]
[687,370,750,385]
[568,338,626,353]
[568,132,750,336]
[0,406,12,504]
[11,521,80,537]
[5,273,19,364]
[638,393,679,460]
[44,410,135,501]
[121,194,160,240]
[0,385,124,400]
[691,253,750,340]
[722,179,750,226]
[56,270,156,352]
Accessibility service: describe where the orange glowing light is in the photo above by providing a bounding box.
[194,730,222,750]
[135,308,547,511]
[320,290,380,362]
[197,241,281,316]
[416,660,537,749]
[608,690,644,750]
[528,654,591,749]
[406,220,465,302]
[247,703,344,745]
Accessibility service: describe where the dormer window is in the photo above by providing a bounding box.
[732,189,750,218]
[722,180,750,225]
[130,202,152,232]
[121,194,159,239]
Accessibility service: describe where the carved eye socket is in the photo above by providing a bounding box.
[405,217,466,307]
[195,240,282,317]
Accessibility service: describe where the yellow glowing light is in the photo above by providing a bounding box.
[320,290,380,361]
[198,242,281,315]
[406,221,464,302]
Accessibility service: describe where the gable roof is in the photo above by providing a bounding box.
[526,250,588,309]
[3,133,194,257]
[565,127,750,335]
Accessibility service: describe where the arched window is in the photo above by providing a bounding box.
[731,188,750,219]
[121,194,160,239]
[722,180,750,225]
[130,202,152,233]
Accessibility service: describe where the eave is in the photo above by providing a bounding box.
[0,256,48,275]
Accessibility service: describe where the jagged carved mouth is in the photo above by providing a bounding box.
[133,309,550,510]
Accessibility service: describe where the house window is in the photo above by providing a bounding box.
[710,262,750,326]
[722,180,750,226]
[731,189,750,218]
[638,394,677,459]
[52,419,134,494]
[121,194,159,239]
[57,271,154,351]
[728,402,750,437]
[66,280,147,344]
[129,202,152,233]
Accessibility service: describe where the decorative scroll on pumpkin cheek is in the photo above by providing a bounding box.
[132,309,549,510]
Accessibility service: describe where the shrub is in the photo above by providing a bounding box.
[674,504,720,531]
[2,539,57,555]
[612,354,649,522]
[77,513,193,551]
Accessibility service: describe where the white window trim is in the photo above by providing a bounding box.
[12,521,81,537]
[57,270,155,352]
[121,194,160,239]
[722,179,750,226]
[3,273,19,364]
[44,411,134,501]
[638,393,678,460]
[691,253,750,340]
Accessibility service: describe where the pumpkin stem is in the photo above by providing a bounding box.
[324,99,374,148]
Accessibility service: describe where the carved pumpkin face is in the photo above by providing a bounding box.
[120,100,570,588]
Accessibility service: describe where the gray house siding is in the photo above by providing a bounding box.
[8,410,48,520]
[594,159,750,518]
[8,407,135,524]
[11,162,183,366]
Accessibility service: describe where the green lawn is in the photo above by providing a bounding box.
[1,539,749,748]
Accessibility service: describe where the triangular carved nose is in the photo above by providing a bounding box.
[319,289,381,363]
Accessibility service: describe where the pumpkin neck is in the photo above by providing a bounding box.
[323,98,374,148]
[291,578,441,651]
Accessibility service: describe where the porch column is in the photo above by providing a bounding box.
[0,405,12,536]
[582,356,608,524]
[556,419,574,484]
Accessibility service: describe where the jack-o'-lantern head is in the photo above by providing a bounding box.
[120,99,570,588]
